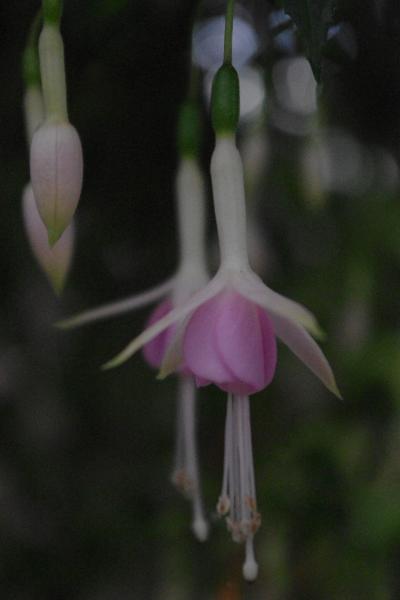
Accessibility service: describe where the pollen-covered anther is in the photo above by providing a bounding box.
[226,518,246,543]
[217,494,230,516]
[171,468,194,498]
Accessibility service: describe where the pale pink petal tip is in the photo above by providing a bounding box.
[22,184,74,295]
[183,290,277,395]
[30,121,83,245]
[142,300,174,369]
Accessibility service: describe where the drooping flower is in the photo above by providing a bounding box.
[30,11,83,245]
[58,151,209,541]
[92,66,339,580]
[102,134,337,401]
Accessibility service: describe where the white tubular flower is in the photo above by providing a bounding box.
[30,16,83,246]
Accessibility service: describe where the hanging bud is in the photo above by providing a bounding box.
[30,11,83,246]
[30,120,82,246]
[22,183,74,294]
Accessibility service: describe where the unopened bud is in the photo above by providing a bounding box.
[30,120,83,245]
[22,183,74,294]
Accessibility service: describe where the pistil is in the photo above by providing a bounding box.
[171,376,209,542]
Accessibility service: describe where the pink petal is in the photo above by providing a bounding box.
[142,300,173,369]
[270,312,341,398]
[183,294,236,385]
[183,290,277,395]
[215,292,267,392]
[195,376,212,388]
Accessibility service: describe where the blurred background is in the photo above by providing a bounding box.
[1,0,400,598]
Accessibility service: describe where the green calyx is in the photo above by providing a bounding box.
[178,101,201,158]
[42,0,63,25]
[211,64,240,135]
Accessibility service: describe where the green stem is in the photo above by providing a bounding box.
[223,0,235,64]
[42,0,63,25]
[22,10,42,87]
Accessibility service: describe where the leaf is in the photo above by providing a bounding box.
[281,0,335,81]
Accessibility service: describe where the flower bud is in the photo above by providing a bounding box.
[22,183,74,294]
[30,120,83,245]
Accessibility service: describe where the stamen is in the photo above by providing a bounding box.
[171,376,208,542]
[218,394,260,580]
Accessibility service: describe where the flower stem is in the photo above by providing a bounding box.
[223,0,235,64]
[22,10,42,87]
[42,0,63,26]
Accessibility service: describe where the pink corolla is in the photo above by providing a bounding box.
[183,289,277,395]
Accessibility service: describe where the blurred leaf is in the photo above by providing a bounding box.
[281,0,335,80]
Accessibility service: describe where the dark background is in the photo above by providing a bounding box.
[1,1,400,598]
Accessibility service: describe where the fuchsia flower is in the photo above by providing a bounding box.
[59,78,339,580]
[95,133,339,581]
[103,136,338,402]
[59,156,209,542]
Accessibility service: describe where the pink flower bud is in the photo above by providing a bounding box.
[30,120,83,246]
[22,183,74,294]
[183,290,277,395]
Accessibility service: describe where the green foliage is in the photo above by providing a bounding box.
[281,0,335,81]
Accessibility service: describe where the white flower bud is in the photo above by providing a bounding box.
[30,120,83,246]
[22,183,74,294]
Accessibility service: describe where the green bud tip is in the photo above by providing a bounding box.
[48,227,62,247]
[211,64,240,135]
